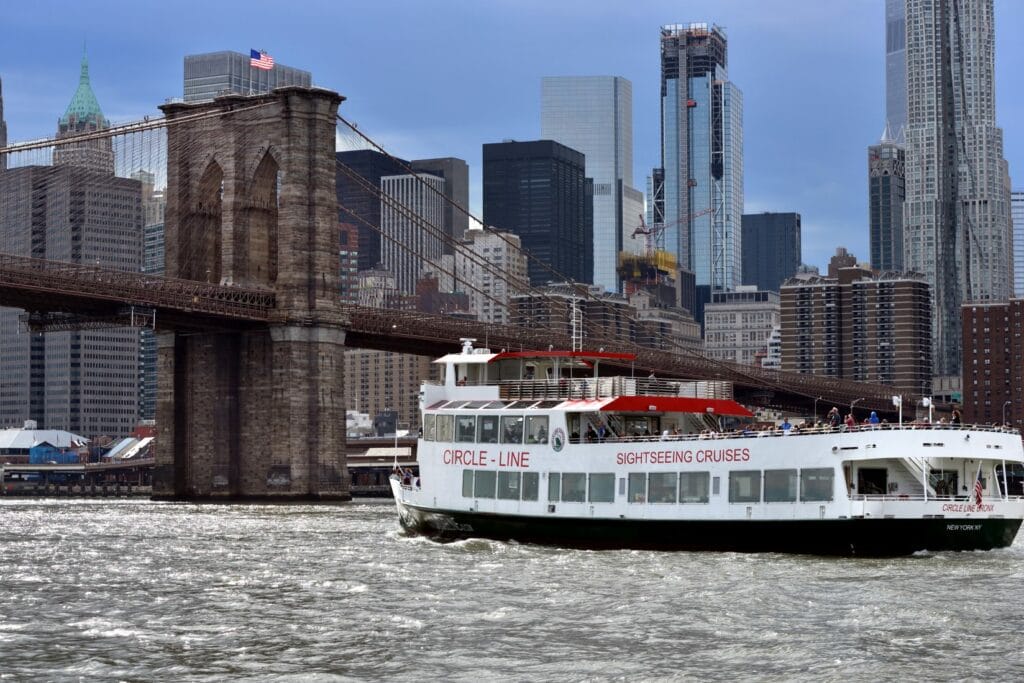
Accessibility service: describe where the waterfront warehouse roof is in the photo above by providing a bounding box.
[0,427,89,451]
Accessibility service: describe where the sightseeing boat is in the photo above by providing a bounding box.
[389,340,1024,556]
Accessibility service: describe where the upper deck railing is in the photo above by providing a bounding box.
[433,377,731,401]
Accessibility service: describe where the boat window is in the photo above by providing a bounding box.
[474,470,497,498]
[455,415,476,442]
[436,414,454,442]
[649,472,678,503]
[800,468,834,502]
[628,472,647,503]
[561,473,586,502]
[624,417,654,438]
[764,469,798,502]
[526,416,549,444]
[507,400,539,409]
[463,401,491,409]
[424,414,436,442]
[588,473,615,503]
[567,413,582,443]
[478,415,499,443]
[500,415,524,444]
[462,470,474,497]
[426,400,448,410]
[535,401,562,409]
[679,471,710,503]
[497,471,521,500]
[729,470,761,503]
[522,472,539,501]
[712,476,720,496]
[483,401,510,410]
[548,473,561,501]
[447,401,471,409]
[996,464,1024,496]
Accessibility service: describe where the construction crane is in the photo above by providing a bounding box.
[630,208,713,257]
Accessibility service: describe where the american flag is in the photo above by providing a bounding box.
[974,469,984,506]
[250,49,274,70]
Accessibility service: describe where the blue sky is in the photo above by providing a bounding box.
[1,0,1021,271]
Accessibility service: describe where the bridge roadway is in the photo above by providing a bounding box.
[0,251,905,416]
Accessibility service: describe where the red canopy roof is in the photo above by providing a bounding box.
[599,396,753,417]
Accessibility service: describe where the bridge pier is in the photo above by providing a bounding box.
[152,87,349,501]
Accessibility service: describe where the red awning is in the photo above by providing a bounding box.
[599,396,753,417]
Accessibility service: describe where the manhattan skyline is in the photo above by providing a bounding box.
[1,0,1021,273]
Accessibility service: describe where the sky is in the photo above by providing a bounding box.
[1,0,1021,272]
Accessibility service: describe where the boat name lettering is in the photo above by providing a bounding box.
[616,448,750,466]
[941,503,995,513]
[441,449,531,468]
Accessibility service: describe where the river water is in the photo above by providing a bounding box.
[1,498,1023,681]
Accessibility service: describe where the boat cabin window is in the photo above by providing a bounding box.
[800,468,834,501]
[561,473,586,502]
[764,469,798,503]
[455,415,477,442]
[623,416,658,437]
[436,415,454,442]
[589,473,615,503]
[628,473,646,503]
[526,416,549,444]
[462,470,474,497]
[497,472,521,500]
[680,472,710,503]
[548,473,561,502]
[478,415,499,443]
[474,470,497,498]
[521,472,539,500]
[996,463,1024,496]
[729,470,761,503]
[649,472,678,503]
[423,414,436,441]
[500,415,524,444]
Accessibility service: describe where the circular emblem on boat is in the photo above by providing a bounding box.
[552,427,566,452]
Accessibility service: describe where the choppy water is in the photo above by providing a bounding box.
[1,499,1023,681]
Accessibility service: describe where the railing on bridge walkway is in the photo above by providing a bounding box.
[0,252,275,321]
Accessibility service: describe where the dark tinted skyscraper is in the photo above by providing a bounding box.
[741,212,801,292]
[483,140,592,287]
[183,51,311,102]
[335,149,409,271]
[868,131,905,272]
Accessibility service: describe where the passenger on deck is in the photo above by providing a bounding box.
[780,418,792,434]
[844,413,855,428]
[951,409,962,425]
[827,407,841,429]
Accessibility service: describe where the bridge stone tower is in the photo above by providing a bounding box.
[154,87,349,500]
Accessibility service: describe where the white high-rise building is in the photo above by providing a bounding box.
[380,173,444,295]
[541,76,643,293]
[456,226,528,325]
[903,0,1012,385]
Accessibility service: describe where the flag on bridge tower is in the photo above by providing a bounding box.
[250,49,274,70]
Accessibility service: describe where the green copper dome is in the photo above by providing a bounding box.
[60,52,107,128]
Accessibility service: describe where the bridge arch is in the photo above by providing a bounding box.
[180,160,223,283]
[240,150,280,286]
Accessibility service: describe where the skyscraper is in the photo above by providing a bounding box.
[0,56,142,436]
[868,127,905,272]
[380,173,444,295]
[885,0,908,141]
[0,75,7,170]
[903,0,1011,386]
[183,51,311,102]
[409,157,469,254]
[656,23,743,322]
[1013,190,1024,297]
[336,149,410,271]
[483,140,592,287]
[541,76,643,293]
[456,226,528,325]
[741,212,801,292]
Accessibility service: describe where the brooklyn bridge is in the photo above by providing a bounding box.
[0,86,911,500]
